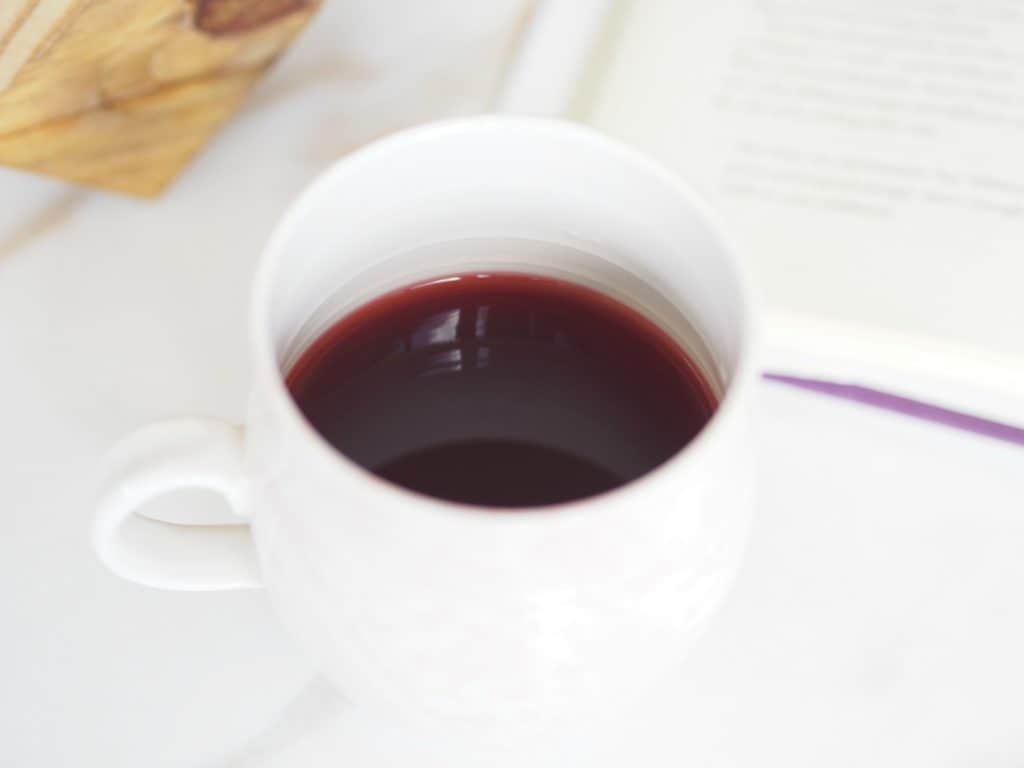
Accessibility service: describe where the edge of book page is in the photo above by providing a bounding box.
[766,310,1024,428]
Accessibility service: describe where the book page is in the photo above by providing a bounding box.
[585,0,1024,410]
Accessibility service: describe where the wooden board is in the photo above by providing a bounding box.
[0,0,319,196]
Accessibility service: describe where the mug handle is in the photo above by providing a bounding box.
[94,418,262,591]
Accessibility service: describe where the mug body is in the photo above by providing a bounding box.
[244,116,759,727]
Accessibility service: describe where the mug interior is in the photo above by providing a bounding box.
[282,237,723,394]
[254,117,754,484]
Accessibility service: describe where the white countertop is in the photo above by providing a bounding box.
[2,3,1022,765]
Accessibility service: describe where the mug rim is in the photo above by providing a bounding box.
[250,115,761,519]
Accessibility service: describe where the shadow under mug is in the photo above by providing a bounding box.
[95,116,760,731]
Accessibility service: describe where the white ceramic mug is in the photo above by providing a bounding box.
[95,116,759,732]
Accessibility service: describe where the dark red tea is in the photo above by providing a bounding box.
[287,273,716,507]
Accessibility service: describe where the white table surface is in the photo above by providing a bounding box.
[2,4,1023,765]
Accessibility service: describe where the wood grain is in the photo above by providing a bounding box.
[0,0,319,196]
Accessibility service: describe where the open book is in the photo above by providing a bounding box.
[513,0,1024,427]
